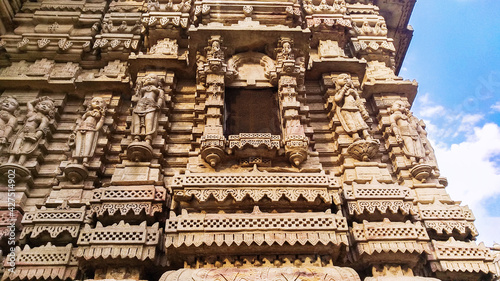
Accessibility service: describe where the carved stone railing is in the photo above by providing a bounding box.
[344,180,415,218]
[172,170,340,204]
[351,219,431,265]
[21,206,86,240]
[90,185,167,217]
[228,133,281,150]
[416,202,477,239]
[165,207,348,257]
[3,244,78,281]
[77,221,162,262]
[428,238,496,276]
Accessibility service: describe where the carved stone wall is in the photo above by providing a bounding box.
[0,0,498,280]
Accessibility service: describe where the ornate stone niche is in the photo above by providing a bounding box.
[428,238,496,281]
[2,243,79,281]
[164,206,349,267]
[0,210,21,243]
[416,201,477,240]
[350,219,431,267]
[171,169,340,213]
[20,204,86,242]
[343,179,416,221]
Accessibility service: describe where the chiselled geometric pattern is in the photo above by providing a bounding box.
[165,209,348,248]
[175,187,337,203]
[351,220,431,256]
[76,221,162,262]
[2,244,78,281]
[344,181,415,216]
[173,172,338,187]
[0,0,498,279]
[428,239,496,274]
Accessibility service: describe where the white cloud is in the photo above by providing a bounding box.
[432,123,500,245]
[456,114,484,134]
[419,105,445,118]
[491,101,500,112]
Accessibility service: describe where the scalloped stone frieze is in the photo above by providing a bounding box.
[344,180,415,217]
[76,221,162,262]
[428,238,496,275]
[20,205,85,240]
[417,201,477,238]
[165,207,348,252]
[2,243,78,281]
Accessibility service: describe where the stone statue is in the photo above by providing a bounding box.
[127,73,166,162]
[131,74,165,144]
[0,96,19,153]
[69,97,107,166]
[334,73,371,141]
[8,96,55,165]
[389,100,429,165]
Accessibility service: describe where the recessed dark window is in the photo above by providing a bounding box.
[224,88,281,136]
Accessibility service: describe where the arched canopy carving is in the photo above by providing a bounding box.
[227,52,276,87]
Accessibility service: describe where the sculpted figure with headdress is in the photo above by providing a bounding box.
[69,97,107,166]
[8,97,55,165]
[0,96,19,154]
[334,74,371,141]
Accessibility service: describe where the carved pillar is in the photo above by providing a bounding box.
[275,37,308,166]
[199,36,227,167]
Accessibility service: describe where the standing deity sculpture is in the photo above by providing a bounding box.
[332,74,378,161]
[389,100,436,181]
[0,96,56,178]
[65,97,107,183]
[389,101,428,164]
[334,74,371,141]
[127,73,166,161]
[0,96,19,154]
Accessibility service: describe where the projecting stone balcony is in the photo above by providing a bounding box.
[416,201,477,240]
[172,168,340,212]
[428,238,496,280]
[351,219,431,267]
[21,205,86,242]
[227,133,281,158]
[164,207,348,267]
[89,185,167,220]
[2,244,78,281]
[343,180,416,221]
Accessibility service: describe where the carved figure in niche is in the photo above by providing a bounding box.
[389,100,429,165]
[69,97,107,166]
[131,74,165,144]
[8,97,55,165]
[333,74,371,141]
[207,39,223,60]
[0,96,19,153]
[278,41,294,61]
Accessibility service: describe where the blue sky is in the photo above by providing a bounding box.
[401,0,500,245]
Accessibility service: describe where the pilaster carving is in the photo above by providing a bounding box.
[199,36,228,167]
[276,38,308,166]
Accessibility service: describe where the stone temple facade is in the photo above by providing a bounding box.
[0,0,499,280]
